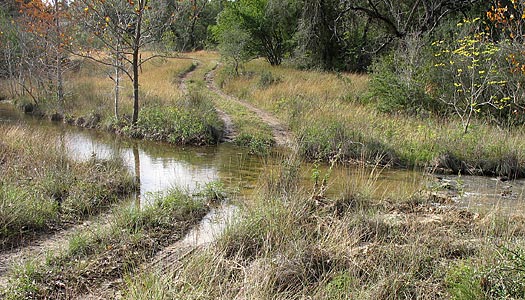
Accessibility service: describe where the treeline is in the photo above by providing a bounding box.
[210,0,485,72]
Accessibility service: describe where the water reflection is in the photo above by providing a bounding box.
[132,144,141,207]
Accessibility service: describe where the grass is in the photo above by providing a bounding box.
[0,124,135,248]
[218,58,525,178]
[117,154,525,299]
[3,189,209,299]
[118,89,224,145]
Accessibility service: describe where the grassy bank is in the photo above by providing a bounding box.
[121,157,525,299]
[10,55,223,146]
[0,125,135,249]
[218,59,525,178]
[3,189,209,299]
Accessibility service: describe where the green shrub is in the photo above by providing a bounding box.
[297,119,396,164]
[234,133,274,155]
[258,70,281,88]
[366,35,441,116]
[446,263,485,300]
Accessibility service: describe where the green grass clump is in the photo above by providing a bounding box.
[122,92,223,145]
[446,246,525,300]
[3,189,209,299]
[0,185,57,239]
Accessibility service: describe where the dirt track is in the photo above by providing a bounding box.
[204,64,294,147]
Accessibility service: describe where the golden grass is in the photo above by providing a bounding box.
[66,55,196,119]
[221,58,369,114]
[0,124,135,248]
[120,158,525,299]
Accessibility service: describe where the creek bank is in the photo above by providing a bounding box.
[0,125,136,251]
[14,103,225,147]
[2,190,210,299]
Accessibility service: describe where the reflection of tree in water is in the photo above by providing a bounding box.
[132,143,141,208]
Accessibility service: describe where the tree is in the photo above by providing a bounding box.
[485,0,525,124]
[432,18,508,133]
[16,0,71,113]
[163,0,220,52]
[213,0,301,66]
[72,0,175,124]
[295,0,349,70]
[341,0,482,38]
[217,25,251,75]
[294,0,484,70]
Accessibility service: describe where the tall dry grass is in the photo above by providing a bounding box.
[0,124,134,248]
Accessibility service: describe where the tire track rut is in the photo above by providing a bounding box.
[205,64,293,147]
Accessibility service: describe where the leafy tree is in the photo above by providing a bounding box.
[15,0,72,113]
[484,0,525,124]
[432,18,508,133]
[163,0,221,52]
[217,25,251,76]
[295,0,344,70]
[213,0,301,66]
[295,0,485,71]
[341,0,482,37]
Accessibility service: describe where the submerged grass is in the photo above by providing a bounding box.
[121,154,525,299]
[0,125,135,248]
[219,58,525,178]
[3,189,208,299]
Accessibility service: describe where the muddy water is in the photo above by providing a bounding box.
[1,102,524,216]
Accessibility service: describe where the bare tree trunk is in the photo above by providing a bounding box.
[132,144,141,208]
[114,40,121,120]
[54,0,64,114]
[114,65,120,120]
[131,1,144,125]
[6,43,17,97]
[132,49,139,124]
[57,49,64,113]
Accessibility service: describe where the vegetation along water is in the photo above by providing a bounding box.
[3,0,525,299]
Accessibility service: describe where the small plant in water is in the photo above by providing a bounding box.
[198,181,227,203]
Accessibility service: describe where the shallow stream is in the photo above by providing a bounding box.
[1,102,524,245]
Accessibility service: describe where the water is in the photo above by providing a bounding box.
[1,102,524,217]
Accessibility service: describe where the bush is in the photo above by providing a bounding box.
[258,70,281,89]
[297,119,397,165]
[366,35,441,116]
